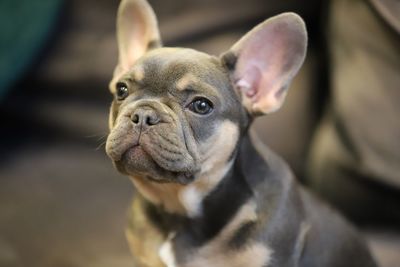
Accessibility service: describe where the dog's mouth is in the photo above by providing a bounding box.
[110,137,197,185]
[106,111,200,184]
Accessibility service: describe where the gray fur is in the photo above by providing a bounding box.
[105,0,377,266]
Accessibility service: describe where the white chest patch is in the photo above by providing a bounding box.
[178,185,203,217]
[159,233,177,267]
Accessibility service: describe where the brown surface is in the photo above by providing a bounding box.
[0,145,133,267]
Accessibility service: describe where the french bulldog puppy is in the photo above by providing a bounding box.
[105,0,377,266]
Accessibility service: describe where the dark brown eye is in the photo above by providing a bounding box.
[116,82,129,100]
[188,98,213,115]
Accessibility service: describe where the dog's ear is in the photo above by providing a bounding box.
[221,13,307,115]
[114,0,161,77]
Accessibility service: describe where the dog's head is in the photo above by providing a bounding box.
[106,0,307,185]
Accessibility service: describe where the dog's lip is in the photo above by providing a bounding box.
[119,142,141,160]
[114,140,196,185]
[145,172,195,185]
[128,142,140,150]
[120,142,140,157]
[116,144,196,185]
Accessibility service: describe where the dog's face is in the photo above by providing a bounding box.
[106,0,306,185]
[106,48,246,184]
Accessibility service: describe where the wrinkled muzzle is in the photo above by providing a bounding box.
[106,101,200,183]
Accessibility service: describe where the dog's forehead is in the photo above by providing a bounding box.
[139,47,219,74]
[127,47,228,95]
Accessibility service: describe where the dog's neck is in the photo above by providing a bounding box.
[129,131,262,219]
[129,156,239,218]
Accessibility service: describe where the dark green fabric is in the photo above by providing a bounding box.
[0,0,62,99]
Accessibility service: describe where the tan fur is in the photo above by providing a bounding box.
[131,176,186,215]
[159,201,272,267]
[109,66,145,96]
[128,120,239,216]
[176,73,198,91]
[108,104,116,130]
[190,243,271,267]
[199,120,238,175]
[126,198,166,267]
[133,65,145,82]
[186,201,272,267]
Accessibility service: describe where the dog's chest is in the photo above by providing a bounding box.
[157,201,272,267]
[159,237,271,267]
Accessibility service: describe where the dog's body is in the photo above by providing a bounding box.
[124,132,375,267]
[105,1,377,266]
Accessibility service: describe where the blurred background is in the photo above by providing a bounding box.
[0,0,399,266]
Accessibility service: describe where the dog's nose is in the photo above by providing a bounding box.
[131,108,160,127]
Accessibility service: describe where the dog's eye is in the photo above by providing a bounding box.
[116,82,129,100]
[188,98,213,115]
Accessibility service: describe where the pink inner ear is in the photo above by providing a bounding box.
[118,6,148,70]
[235,26,288,98]
[232,15,306,114]
[116,0,161,74]
[235,65,261,98]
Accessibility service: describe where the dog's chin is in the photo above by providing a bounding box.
[114,145,195,185]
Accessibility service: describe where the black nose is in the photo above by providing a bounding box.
[131,108,160,126]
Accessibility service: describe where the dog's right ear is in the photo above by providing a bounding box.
[114,0,161,78]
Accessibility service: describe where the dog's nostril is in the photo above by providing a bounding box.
[132,114,139,124]
[146,115,159,126]
[131,109,160,126]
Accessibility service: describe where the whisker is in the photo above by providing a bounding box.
[95,140,107,151]
[84,132,108,141]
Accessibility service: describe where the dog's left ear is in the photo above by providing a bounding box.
[221,13,307,115]
[114,0,161,78]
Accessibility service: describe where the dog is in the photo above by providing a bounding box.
[105,0,377,266]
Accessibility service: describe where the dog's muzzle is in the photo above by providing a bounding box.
[106,102,200,183]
